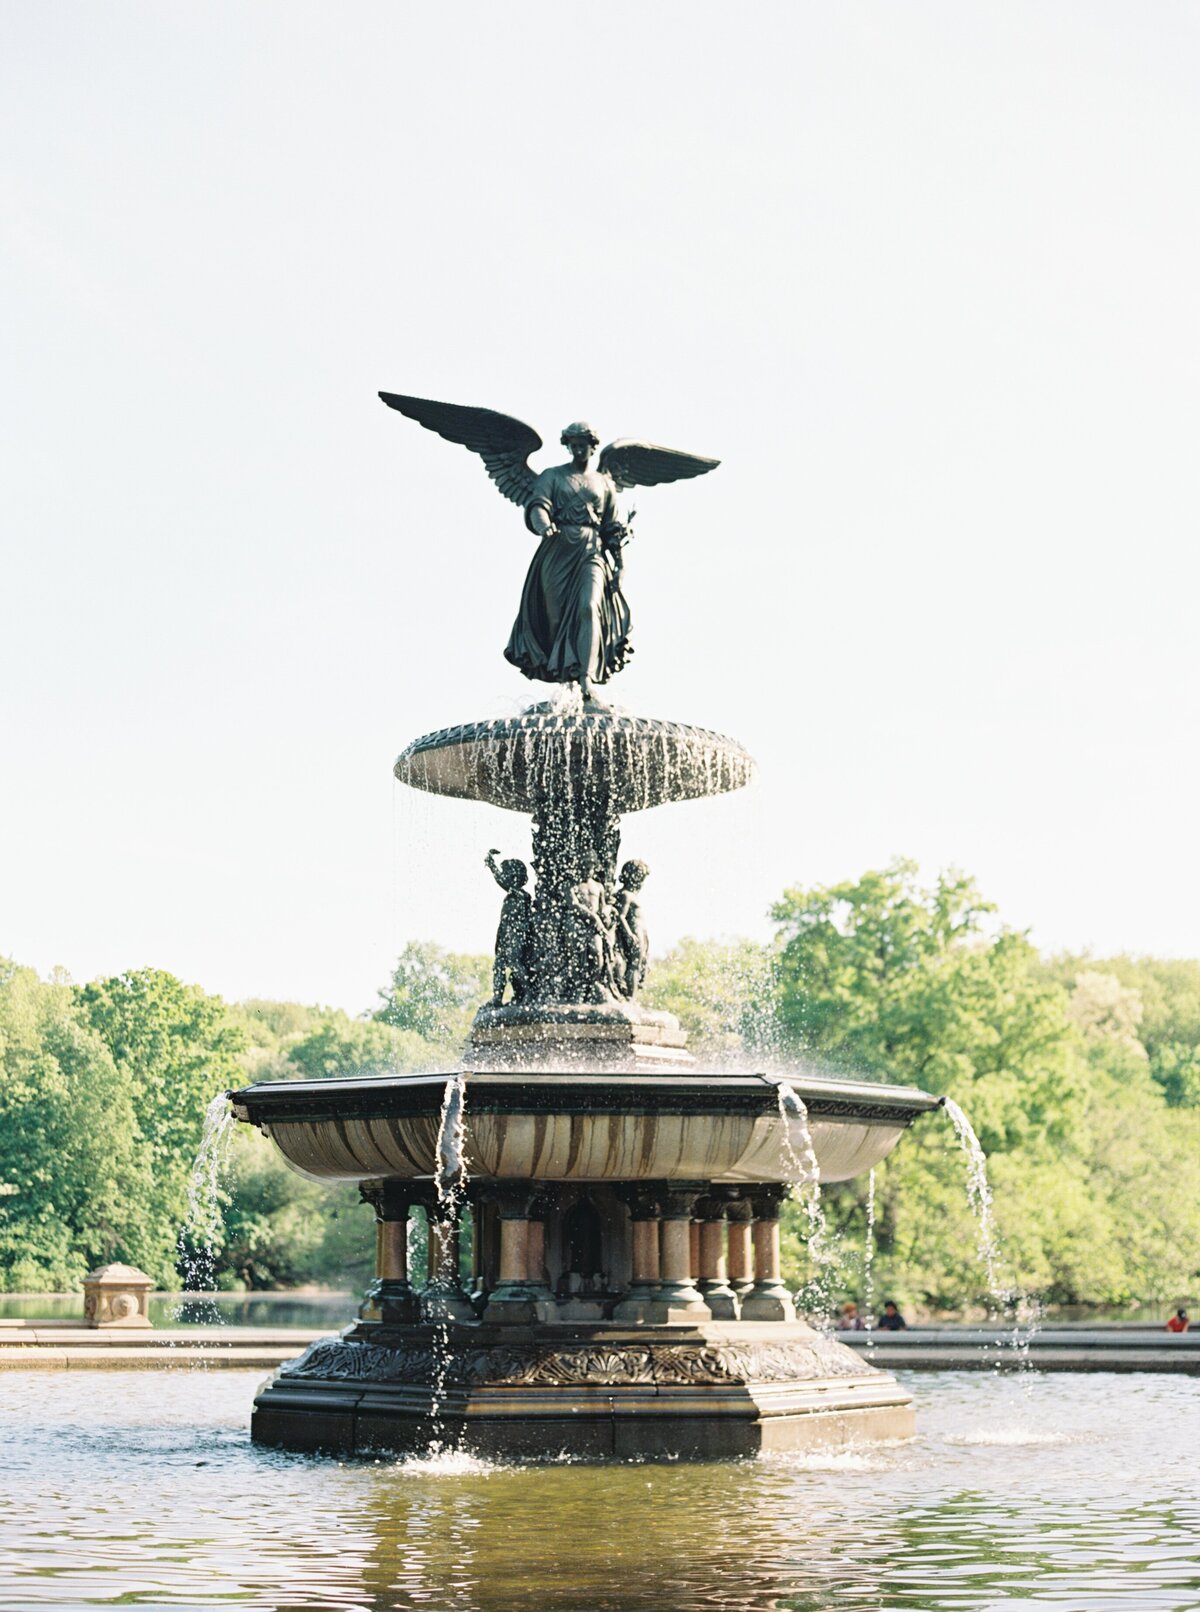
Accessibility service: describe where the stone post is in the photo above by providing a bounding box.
[741,1186,796,1321]
[613,1188,663,1322]
[358,1182,420,1325]
[481,1187,539,1323]
[654,1188,710,1320]
[724,1195,755,1301]
[82,1264,154,1329]
[696,1196,739,1319]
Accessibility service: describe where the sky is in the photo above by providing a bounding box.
[2,2,1198,1012]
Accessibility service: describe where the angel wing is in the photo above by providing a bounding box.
[379,392,543,508]
[597,440,720,492]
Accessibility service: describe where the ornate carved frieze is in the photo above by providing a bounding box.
[281,1334,869,1389]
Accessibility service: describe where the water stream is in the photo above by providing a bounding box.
[862,1166,877,1345]
[426,1074,468,1455]
[942,1096,1040,1366]
[771,1081,836,1324]
[174,1093,236,1324]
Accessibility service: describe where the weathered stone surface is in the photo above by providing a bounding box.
[280,1329,870,1389]
[82,1264,154,1330]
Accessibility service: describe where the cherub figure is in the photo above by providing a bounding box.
[568,861,618,1002]
[614,859,651,998]
[485,849,532,1006]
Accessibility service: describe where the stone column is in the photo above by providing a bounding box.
[741,1186,796,1322]
[525,1190,555,1305]
[482,1188,539,1323]
[654,1189,710,1319]
[613,1188,662,1322]
[422,1191,476,1323]
[725,1195,755,1302]
[696,1196,739,1319]
[358,1182,419,1325]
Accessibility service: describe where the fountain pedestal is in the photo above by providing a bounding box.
[251,1318,915,1460]
[229,700,940,1458]
[231,1065,939,1459]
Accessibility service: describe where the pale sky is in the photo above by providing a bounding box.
[2,2,1198,1012]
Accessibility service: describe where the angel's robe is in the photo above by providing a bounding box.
[504,463,632,686]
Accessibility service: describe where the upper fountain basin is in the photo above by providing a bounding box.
[393,705,756,813]
[229,1071,941,1188]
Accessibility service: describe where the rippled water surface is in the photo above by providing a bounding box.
[0,1370,1197,1610]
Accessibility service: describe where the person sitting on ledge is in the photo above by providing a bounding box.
[876,1300,908,1331]
[837,1301,866,1330]
[1166,1307,1190,1333]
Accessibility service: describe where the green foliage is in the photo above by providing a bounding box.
[0,960,159,1288]
[214,1127,374,1290]
[772,861,1078,1147]
[6,898,1200,1313]
[77,969,244,1185]
[772,864,1200,1311]
[643,937,778,1061]
[375,941,490,1051]
[76,968,245,1284]
[1040,954,1200,1107]
[287,1013,437,1080]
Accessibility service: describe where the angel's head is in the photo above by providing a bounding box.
[561,421,599,465]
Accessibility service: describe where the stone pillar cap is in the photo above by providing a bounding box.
[83,1263,155,1288]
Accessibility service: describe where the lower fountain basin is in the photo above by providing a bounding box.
[252,1319,916,1460]
[230,1071,941,1187]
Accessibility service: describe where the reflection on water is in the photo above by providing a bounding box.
[0,1291,353,1329]
[0,1371,1197,1610]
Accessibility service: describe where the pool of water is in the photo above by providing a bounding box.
[0,1292,353,1329]
[0,1370,1196,1610]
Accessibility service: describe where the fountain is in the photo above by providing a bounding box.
[229,393,941,1458]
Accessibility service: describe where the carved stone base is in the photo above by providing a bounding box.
[251,1321,915,1461]
[466,1001,694,1072]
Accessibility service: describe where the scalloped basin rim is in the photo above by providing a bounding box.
[228,1070,943,1124]
[227,1072,941,1187]
[392,708,756,813]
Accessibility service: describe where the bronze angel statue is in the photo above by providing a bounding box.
[380,393,719,701]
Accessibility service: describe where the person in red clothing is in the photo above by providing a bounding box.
[1166,1308,1190,1332]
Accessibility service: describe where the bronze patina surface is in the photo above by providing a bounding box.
[231,389,939,1459]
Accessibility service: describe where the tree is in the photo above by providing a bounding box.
[770,862,1083,1310]
[76,969,245,1279]
[0,960,163,1287]
[1040,954,1200,1108]
[215,1126,375,1291]
[643,937,778,1061]
[772,862,1078,1146]
[287,1013,437,1080]
[375,941,490,1051]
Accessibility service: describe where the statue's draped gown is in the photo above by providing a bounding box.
[504,464,632,686]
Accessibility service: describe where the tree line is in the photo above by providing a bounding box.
[2,860,1197,1312]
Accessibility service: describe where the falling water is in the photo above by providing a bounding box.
[772,1081,836,1324]
[943,1096,1040,1369]
[175,1093,236,1325]
[426,1075,468,1456]
[863,1167,877,1340]
[942,1097,1007,1305]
